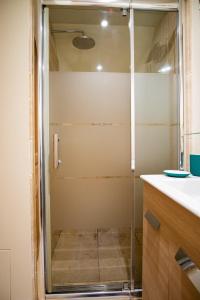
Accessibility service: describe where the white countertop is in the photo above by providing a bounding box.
[140,174,200,218]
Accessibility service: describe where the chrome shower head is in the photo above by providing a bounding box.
[52,29,95,50]
[72,34,95,50]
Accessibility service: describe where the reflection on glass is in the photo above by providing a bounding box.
[134,10,178,287]
[133,0,178,3]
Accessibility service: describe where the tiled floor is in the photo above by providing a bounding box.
[52,228,131,287]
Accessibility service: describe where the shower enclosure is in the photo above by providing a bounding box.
[39,0,183,297]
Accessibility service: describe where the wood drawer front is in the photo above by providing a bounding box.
[143,205,169,300]
[144,182,200,267]
[168,239,200,300]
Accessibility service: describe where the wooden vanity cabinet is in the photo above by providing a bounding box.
[142,182,200,300]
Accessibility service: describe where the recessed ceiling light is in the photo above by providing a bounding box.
[96,64,103,71]
[101,19,108,28]
[158,65,172,73]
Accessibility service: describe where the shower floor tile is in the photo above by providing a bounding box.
[52,227,131,287]
[53,268,100,285]
[99,266,129,282]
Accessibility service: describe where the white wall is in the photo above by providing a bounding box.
[189,0,200,155]
[0,1,34,299]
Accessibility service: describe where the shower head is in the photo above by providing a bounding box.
[52,29,95,50]
[72,34,95,50]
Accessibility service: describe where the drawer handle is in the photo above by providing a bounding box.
[175,248,200,294]
[53,133,62,169]
[145,210,160,230]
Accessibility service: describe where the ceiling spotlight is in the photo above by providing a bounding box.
[101,19,108,28]
[158,64,172,73]
[96,64,103,71]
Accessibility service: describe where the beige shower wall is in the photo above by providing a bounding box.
[188,1,200,156]
[134,26,155,72]
[134,73,178,228]
[136,12,177,73]
[51,23,158,73]
[146,12,177,73]
[50,15,177,73]
[49,72,132,233]
[51,24,130,72]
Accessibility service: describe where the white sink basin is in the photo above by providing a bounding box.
[140,174,200,218]
[164,178,200,199]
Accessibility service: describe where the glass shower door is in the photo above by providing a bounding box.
[133,9,179,288]
[42,3,181,296]
[44,5,133,294]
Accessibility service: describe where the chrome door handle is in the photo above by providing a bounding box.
[145,210,160,230]
[175,248,200,293]
[53,133,62,169]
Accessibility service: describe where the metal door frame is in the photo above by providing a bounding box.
[39,0,184,298]
[131,3,183,293]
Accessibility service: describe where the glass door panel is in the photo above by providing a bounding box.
[48,5,132,293]
[133,9,179,287]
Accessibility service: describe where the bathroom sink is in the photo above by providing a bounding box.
[140,174,200,218]
[164,178,200,199]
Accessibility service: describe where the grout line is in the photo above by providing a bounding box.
[50,122,180,127]
[136,123,179,127]
[50,122,179,127]
[184,131,200,136]
[50,122,129,127]
[52,229,131,285]
[53,176,132,180]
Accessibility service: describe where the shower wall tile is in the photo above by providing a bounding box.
[182,1,192,169]
[169,125,179,169]
[135,125,171,176]
[51,24,130,73]
[134,74,176,124]
[50,72,131,124]
[184,1,200,163]
[190,2,200,134]
[134,72,178,234]
[50,125,131,177]
[190,104,200,135]
[50,71,132,234]
[170,75,179,125]
[186,134,200,156]
[51,178,132,232]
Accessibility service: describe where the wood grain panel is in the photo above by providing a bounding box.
[143,182,200,300]
[143,183,200,267]
[143,189,169,300]
[169,239,200,300]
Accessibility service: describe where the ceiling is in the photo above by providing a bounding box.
[49,6,167,27]
[49,7,129,26]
